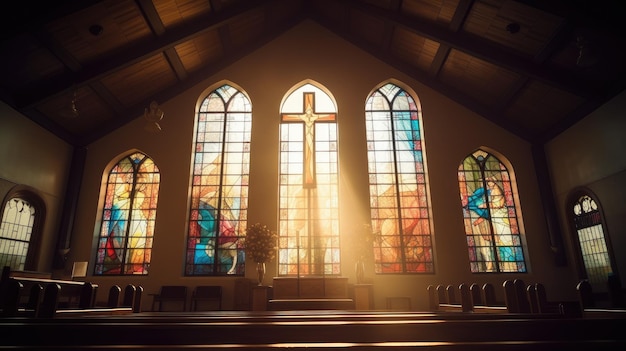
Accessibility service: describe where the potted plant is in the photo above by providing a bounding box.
[244,223,278,285]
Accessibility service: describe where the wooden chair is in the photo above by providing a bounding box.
[191,286,222,311]
[151,285,188,311]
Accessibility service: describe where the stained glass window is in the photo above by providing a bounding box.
[186,84,250,275]
[458,149,526,273]
[365,82,434,273]
[278,82,340,276]
[572,194,613,287]
[0,197,36,271]
[95,152,160,275]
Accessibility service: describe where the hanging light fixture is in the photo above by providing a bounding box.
[60,90,79,118]
[144,100,164,133]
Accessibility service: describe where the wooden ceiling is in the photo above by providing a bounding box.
[1,0,624,146]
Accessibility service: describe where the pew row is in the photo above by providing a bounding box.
[1,277,141,318]
[428,280,583,316]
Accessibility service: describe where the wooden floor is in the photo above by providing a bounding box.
[1,309,625,350]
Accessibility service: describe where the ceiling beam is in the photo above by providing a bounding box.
[12,0,281,109]
[79,3,307,145]
[337,0,603,99]
[309,10,535,142]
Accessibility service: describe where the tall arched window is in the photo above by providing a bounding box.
[0,188,45,271]
[571,191,615,289]
[278,81,340,276]
[365,82,434,273]
[186,83,251,276]
[95,152,160,275]
[458,149,526,273]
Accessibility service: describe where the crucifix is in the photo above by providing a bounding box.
[281,92,336,188]
[282,91,335,275]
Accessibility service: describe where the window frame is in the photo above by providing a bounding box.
[185,83,251,276]
[0,186,45,271]
[94,151,160,276]
[365,81,435,274]
[567,188,618,289]
[458,148,527,273]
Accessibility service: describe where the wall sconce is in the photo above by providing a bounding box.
[144,100,164,133]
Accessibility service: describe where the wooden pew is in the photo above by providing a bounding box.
[429,283,507,313]
[37,283,140,318]
[7,276,98,309]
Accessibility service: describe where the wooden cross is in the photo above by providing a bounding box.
[281,92,335,188]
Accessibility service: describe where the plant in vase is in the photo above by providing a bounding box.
[244,223,278,285]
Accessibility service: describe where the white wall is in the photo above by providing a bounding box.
[546,90,626,289]
[0,101,73,271]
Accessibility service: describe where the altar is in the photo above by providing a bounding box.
[272,276,349,299]
[266,276,355,310]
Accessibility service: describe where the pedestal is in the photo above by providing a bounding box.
[354,284,374,310]
[251,285,271,311]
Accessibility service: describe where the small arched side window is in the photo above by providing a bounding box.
[0,188,45,271]
[571,192,615,289]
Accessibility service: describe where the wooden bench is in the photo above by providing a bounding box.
[1,276,99,315]
[36,283,136,318]
[428,283,508,314]
[268,277,354,310]
[1,269,142,318]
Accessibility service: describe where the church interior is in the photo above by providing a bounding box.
[1,0,625,349]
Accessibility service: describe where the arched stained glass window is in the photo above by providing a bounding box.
[572,193,614,288]
[95,152,160,275]
[186,84,251,276]
[458,149,526,273]
[278,82,340,276]
[0,193,43,271]
[365,82,434,273]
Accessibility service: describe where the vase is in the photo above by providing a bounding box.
[256,262,266,286]
[355,259,365,284]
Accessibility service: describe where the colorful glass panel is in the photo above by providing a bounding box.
[278,83,340,276]
[95,152,160,275]
[186,84,251,275]
[0,198,35,271]
[365,83,433,273]
[458,149,526,273]
[573,194,612,286]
